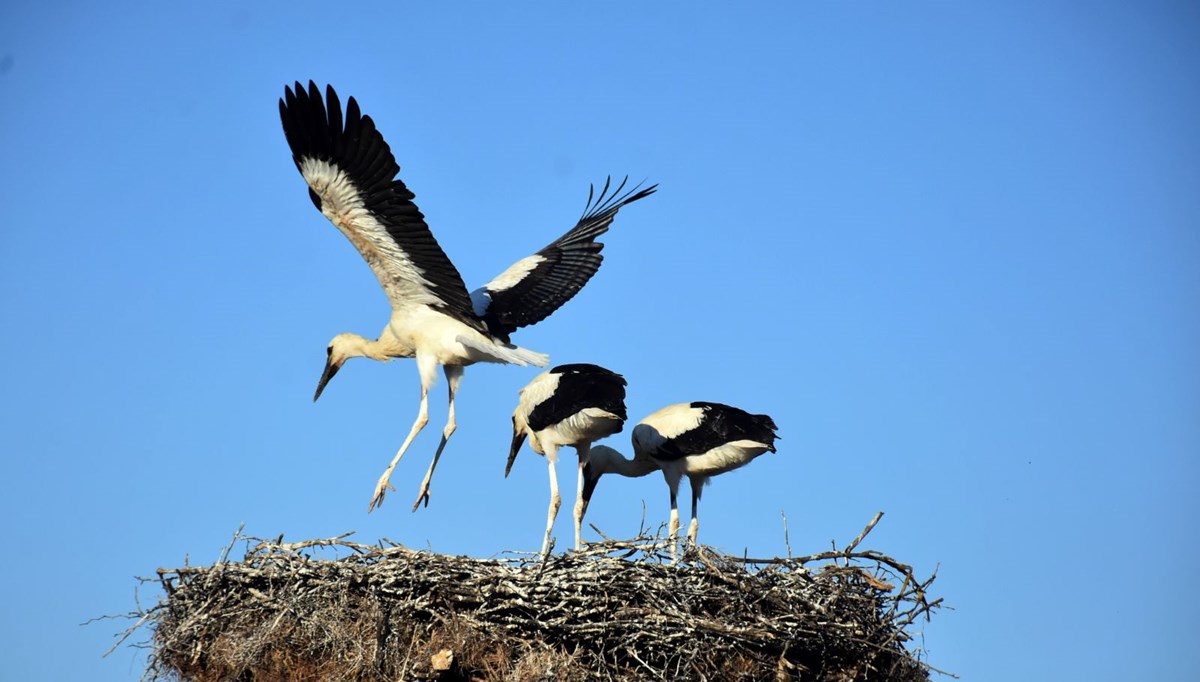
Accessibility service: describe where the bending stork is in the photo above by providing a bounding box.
[584,401,780,556]
[506,364,628,555]
[278,82,655,512]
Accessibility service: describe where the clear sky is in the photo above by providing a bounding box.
[1,2,1197,680]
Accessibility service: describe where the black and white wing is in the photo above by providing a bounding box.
[471,177,657,342]
[507,363,627,475]
[638,402,779,462]
[279,81,483,331]
[525,364,628,433]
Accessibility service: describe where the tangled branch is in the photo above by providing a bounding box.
[112,514,946,681]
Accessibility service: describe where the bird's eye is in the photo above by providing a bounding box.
[326,346,333,358]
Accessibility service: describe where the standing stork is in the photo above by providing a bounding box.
[506,363,627,555]
[584,402,780,556]
[278,82,655,512]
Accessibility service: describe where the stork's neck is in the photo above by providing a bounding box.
[333,332,400,361]
[588,446,658,479]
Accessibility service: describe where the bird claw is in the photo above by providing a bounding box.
[368,491,385,512]
[411,484,431,512]
[368,476,396,512]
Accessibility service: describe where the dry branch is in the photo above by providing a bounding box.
[120,516,944,681]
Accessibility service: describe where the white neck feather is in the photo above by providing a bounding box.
[332,332,392,362]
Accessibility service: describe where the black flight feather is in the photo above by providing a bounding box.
[279,82,482,331]
[478,178,657,341]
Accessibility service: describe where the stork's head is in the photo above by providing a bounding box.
[630,424,653,458]
[580,445,622,504]
[314,333,369,401]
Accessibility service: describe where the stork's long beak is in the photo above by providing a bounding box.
[504,431,527,477]
[580,462,601,505]
[313,354,342,402]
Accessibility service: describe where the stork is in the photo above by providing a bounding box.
[506,363,627,555]
[584,401,780,556]
[278,82,655,512]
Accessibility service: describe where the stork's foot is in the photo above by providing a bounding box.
[411,481,432,511]
[368,474,396,512]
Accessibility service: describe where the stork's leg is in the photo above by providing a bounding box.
[664,470,683,561]
[412,365,464,511]
[687,475,705,547]
[541,444,561,557]
[368,356,438,512]
[573,443,591,550]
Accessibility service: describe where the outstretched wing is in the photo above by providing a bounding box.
[279,81,482,330]
[470,177,657,341]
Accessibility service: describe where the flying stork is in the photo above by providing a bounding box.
[506,363,628,555]
[278,81,655,512]
[583,401,780,556]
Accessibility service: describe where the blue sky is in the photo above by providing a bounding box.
[1,2,1197,679]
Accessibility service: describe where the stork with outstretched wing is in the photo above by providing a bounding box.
[278,81,656,512]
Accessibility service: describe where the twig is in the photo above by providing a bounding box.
[268,531,358,553]
[845,511,884,554]
[782,510,793,558]
[102,611,155,657]
[218,523,245,565]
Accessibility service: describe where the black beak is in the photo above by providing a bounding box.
[314,355,342,402]
[505,431,527,477]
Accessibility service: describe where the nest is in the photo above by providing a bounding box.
[119,514,942,681]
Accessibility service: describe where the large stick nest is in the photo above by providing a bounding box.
[122,516,943,681]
